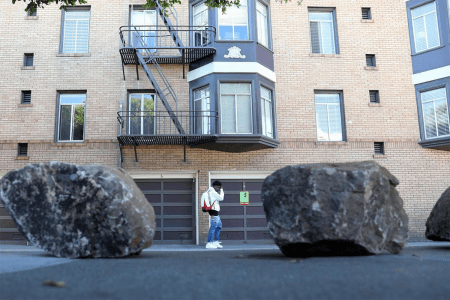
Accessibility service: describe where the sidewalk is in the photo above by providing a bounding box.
[1,241,450,252]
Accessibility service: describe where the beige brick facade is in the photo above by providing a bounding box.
[1,0,448,243]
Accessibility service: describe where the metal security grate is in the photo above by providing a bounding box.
[374,142,384,155]
[369,90,379,103]
[24,53,34,67]
[18,143,28,156]
[366,54,376,67]
[21,91,31,104]
[362,8,371,20]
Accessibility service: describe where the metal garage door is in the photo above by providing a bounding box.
[211,179,272,243]
[135,179,195,244]
[0,204,27,244]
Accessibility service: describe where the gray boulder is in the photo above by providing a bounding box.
[261,161,408,257]
[0,162,155,258]
[426,187,450,241]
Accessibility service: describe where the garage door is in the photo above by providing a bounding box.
[211,179,272,243]
[0,204,27,244]
[135,179,195,244]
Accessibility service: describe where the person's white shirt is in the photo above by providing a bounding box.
[201,187,224,211]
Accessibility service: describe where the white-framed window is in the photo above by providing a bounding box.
[194,86,211,134]
[315,92,344,141]
[220,83,252,134]
[61,9,90,54]
[193,2,209,47]
[129,93,156,135]
[309,10,337,54]
[411,1,440,53]
[421,87,450,139]
[260,86,273,138]
[256,1,270,48]
[218,0,248,40]
[57,94,86,142]
[131,8,157,50]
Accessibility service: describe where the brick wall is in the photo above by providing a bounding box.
[1,0,448,243]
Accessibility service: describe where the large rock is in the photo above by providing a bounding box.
[426,187,450,241]
[261,161,408,257]
[0,162,155,258]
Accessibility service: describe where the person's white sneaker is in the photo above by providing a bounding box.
[213,241,223,248]
[206,242,218,249]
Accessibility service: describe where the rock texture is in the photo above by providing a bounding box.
[426,187,450,241]
[261,161,408,257]
[0,162,155,258]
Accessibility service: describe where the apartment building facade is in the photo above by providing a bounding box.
[0,0,447,245]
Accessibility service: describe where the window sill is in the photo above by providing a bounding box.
[364,66,378,71]
[361,19,374,23]
[315,141,346,145]
[373,154,386,159]
[57,53,91,57]
[216,40,254,44]
[18,104,33,108]
[21,66,35,70]
[309,53,341,58]
[55,141,85,145]
[411,45,445,56]
[15,156,29,161]
[368,103,382,107]
[24,16,39,20]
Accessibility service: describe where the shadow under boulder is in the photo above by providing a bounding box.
[0,162,156,258]
[262,161,409,257]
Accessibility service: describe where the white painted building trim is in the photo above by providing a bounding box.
[128,170,197,179]
[187,62,277,83]
[412,65,450,85]
[195,172,199,245]
[208,170,274,180]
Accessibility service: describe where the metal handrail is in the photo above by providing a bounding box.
[117,110,218,135]
[119,26,216,49]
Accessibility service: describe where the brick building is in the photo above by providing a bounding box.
[0,0,448,245]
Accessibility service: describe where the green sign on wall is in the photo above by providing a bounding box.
[240,191,249,205]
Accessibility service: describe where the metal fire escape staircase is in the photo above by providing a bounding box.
[118,2,217,162]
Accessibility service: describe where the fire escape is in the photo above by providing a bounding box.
[117,2,217,162]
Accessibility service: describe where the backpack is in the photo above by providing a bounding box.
[202,191,216,212]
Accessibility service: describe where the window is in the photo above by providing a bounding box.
[194,86,211,134]
[315,92,344,141]
[61,9,90,54]
[220,83,252,134]
[24,53,34,67]
[57,94,86,142]
[366,54,376,67]
[256,1,270,48]
[131,8,157,50]
[421,88,450,139]
[369,90,380,103]
[27,9,37,17]
[362,8,371,20]
[129,93,155,135]
[260,86,273,138]
[21,91,31,104]
[218,0,248,40]
[411,2,440,53]
[18,143,28,156]
[374,142,384,155]
[193,2,209,47]
[309,10,337,54]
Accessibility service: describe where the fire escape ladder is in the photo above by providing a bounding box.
[134,31,185,135]
[156,0,184,54]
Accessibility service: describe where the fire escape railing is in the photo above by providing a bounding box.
[117,110,218,136]
[119,26,216,65]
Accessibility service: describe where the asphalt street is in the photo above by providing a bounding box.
[0,244,450,300]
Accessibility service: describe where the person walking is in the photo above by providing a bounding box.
[202,180,224,249]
